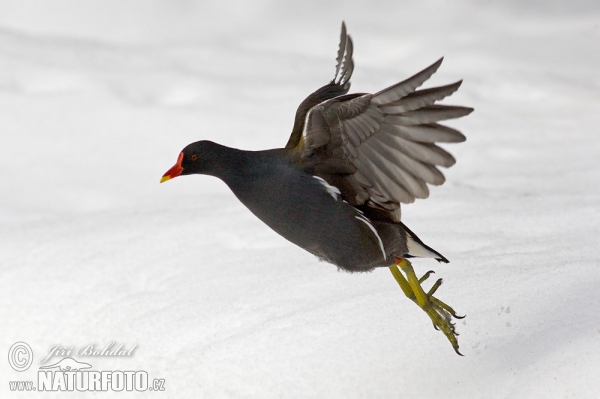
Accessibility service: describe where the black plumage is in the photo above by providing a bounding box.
[161,23,472,354]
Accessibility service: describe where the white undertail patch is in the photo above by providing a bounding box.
[313,176,341,200]
[406,234,439,259]
[355,215,386,260]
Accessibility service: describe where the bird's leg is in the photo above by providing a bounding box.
[389,258,464,355]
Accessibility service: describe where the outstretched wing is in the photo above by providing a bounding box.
[298,58,473,221]
[285,22,355,149]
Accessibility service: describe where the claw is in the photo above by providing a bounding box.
[390,258,464,355]
[430,297,464,319]
[419,270,436,283]
[427,278,443,297]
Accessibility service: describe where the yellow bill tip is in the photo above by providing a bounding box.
[161,152,184,184]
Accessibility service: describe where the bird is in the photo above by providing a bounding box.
[161,23,473,355]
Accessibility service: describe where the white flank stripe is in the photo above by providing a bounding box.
[355,215,386,260]
[313,176,341,200]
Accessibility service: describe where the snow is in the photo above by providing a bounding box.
[1,1,599,397]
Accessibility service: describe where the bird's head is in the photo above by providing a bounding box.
[160,140,221,183]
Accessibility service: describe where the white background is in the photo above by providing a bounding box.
[1,1,599,397]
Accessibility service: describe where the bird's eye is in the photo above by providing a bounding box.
[191,154,198,161]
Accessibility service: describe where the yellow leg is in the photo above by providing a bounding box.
[389,263,416,301]
[389,258,464,355]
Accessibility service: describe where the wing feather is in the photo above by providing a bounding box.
[348,117,372,140]
[367,136,446,185]
[379,81,463,114]
[285,23,355,149]
[385,105,474,125]
[340,40,354,86]
[334,22,348,80]
[343,119,364,147]
[371,57,443,105]
[381,123,466,143]
[361,140,423,197]
[357,143,419,202]
[378,126,456,167]
[364,106,385,122]
[299,55,472,220]
[353,113,379,134]
[354,160,412,206]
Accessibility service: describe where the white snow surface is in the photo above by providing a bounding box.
[1,1,599,398]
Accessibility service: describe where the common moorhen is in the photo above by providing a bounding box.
[161,23,473,355]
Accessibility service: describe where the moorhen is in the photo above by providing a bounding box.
[161,23,473,354]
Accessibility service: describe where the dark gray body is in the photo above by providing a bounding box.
[218,148,408,272]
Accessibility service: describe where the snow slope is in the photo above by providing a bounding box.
[1,1,599,397]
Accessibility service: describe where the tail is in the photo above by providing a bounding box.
[401,222,449,263]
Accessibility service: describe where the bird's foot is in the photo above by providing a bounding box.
[389,258,464,355]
